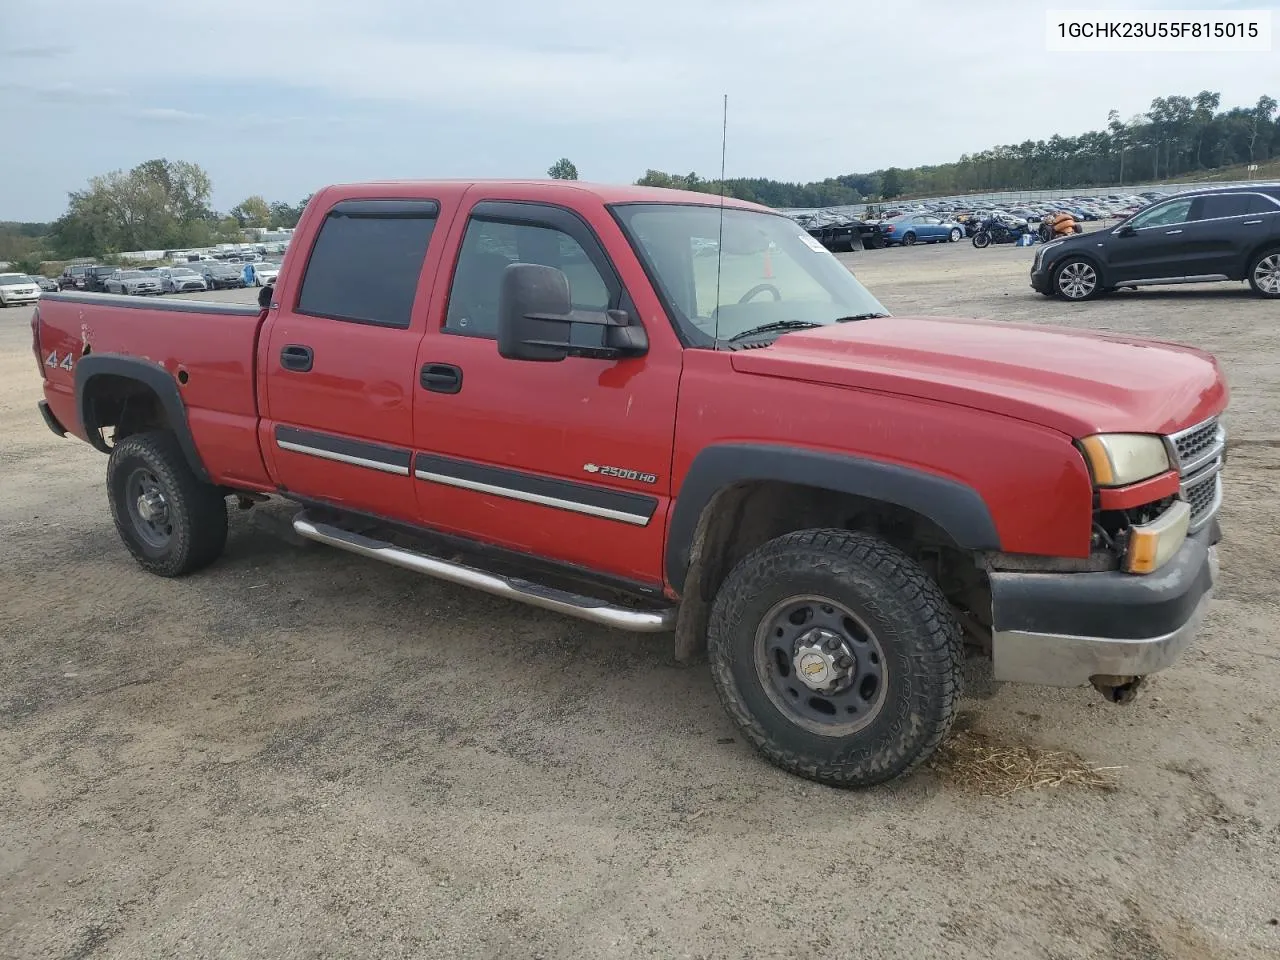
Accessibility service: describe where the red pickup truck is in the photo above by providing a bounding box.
[32,180,1226,788]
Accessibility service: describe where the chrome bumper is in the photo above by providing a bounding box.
[991,528,1219,687]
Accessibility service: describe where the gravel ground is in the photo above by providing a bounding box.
[2,245,1278,960]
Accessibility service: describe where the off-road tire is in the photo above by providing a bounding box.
[106,430,228,577]
[707,529,963,788]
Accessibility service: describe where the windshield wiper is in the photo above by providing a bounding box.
[726,320,823,342]
[834,312,890,322]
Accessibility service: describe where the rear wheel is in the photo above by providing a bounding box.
[107,431,228,577]
[949,227,962,242]
[1248,248,1280,298]
[1054,257,1102,301]
[902,232,917,246]
[972,231,991,248]
[707,529,963,788]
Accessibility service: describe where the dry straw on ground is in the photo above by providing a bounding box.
[930,730,1123,797]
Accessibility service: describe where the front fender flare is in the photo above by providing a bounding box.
[74,353,210,482]
[664,444,1001,591]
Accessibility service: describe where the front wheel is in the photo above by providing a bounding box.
[972,231,991,248]
[107,431,229,577]
[1248,247,1280,298]
[949,227,962,242]
[1054,257,1102,301]
[707,529,963,788]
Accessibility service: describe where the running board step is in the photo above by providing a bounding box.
[292,513,676,633]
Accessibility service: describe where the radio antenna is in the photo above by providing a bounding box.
[713,93,727,347]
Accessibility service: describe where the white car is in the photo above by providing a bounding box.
[157,267,209,294]
[0,273,41,308]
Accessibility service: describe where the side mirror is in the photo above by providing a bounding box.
[496,262,648,363]
[258,284,273,309]
[1115,224,1137,238]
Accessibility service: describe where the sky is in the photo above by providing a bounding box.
[0,0,1275,221]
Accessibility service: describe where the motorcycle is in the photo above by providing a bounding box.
[1036,219,1085,244]
[971,217,1031,248]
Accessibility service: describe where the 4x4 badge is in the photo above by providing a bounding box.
[46,351,73,370]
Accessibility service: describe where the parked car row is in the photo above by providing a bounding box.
[52,260,283,296]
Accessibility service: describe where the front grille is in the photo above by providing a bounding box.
[1169,417,1223,472]
[1166,416,1225,532]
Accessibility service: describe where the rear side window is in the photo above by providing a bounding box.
[1195,194,1252,220]
[1250,194,1280,213]
[296,199,439,328]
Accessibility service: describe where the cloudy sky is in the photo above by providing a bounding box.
[0,0,1274,221]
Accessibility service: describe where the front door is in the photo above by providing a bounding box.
[1106,196,1195,283]
[411,196,682,587]
[262,197,447,525]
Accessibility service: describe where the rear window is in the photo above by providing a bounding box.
[296,199,439,328]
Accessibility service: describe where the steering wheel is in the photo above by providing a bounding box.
[738,283,782,304]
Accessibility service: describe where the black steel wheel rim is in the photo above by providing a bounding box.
[125,467,173,549]
[753,594,889,737]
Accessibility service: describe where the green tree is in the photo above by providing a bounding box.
[547,158,579,180]
[49,158,214,257]
[880,167,904,199]
[269,195,310,229]
[231,195,271,228]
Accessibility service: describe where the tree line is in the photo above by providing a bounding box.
[634,91,1279,205]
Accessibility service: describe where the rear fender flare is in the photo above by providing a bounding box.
[664,444,1001,591]
[74,353,210,482]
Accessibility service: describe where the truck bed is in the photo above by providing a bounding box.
[35,292,273,489]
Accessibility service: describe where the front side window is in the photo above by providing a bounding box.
[296,201,438,328]
[613,203,889,346]
[445,218,611,338]
[1129,199,1193,229]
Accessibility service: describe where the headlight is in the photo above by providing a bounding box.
[1079,433,1171,487]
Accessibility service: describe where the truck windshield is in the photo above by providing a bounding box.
[612,203,889,346]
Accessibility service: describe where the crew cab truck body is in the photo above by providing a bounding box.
[32,180,1227,788]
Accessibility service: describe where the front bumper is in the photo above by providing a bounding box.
[990,521,1220,686]
[1030,265,1052,293]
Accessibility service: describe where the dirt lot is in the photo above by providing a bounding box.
[2,246,1278,960]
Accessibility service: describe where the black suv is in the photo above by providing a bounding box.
[1031,184,1280,301]
[58,264,91,290]
[83,265,120,292]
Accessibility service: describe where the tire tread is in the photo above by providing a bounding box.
[707,528,963,788]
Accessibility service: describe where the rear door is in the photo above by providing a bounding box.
[1172,192,1258,278]
[260,195,455,525]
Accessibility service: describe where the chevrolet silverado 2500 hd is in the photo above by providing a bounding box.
[33,180,1227,787]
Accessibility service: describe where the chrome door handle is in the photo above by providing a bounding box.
[1165,229,1183,235]
[1244,219,1263,225]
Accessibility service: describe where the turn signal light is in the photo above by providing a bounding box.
[1125,500,1191,574]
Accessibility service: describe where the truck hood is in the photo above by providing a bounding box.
[729,316,1227,437]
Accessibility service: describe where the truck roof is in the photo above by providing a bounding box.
[319,179,773,211]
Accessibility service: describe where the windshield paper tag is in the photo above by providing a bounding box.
[798,233,827,253]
